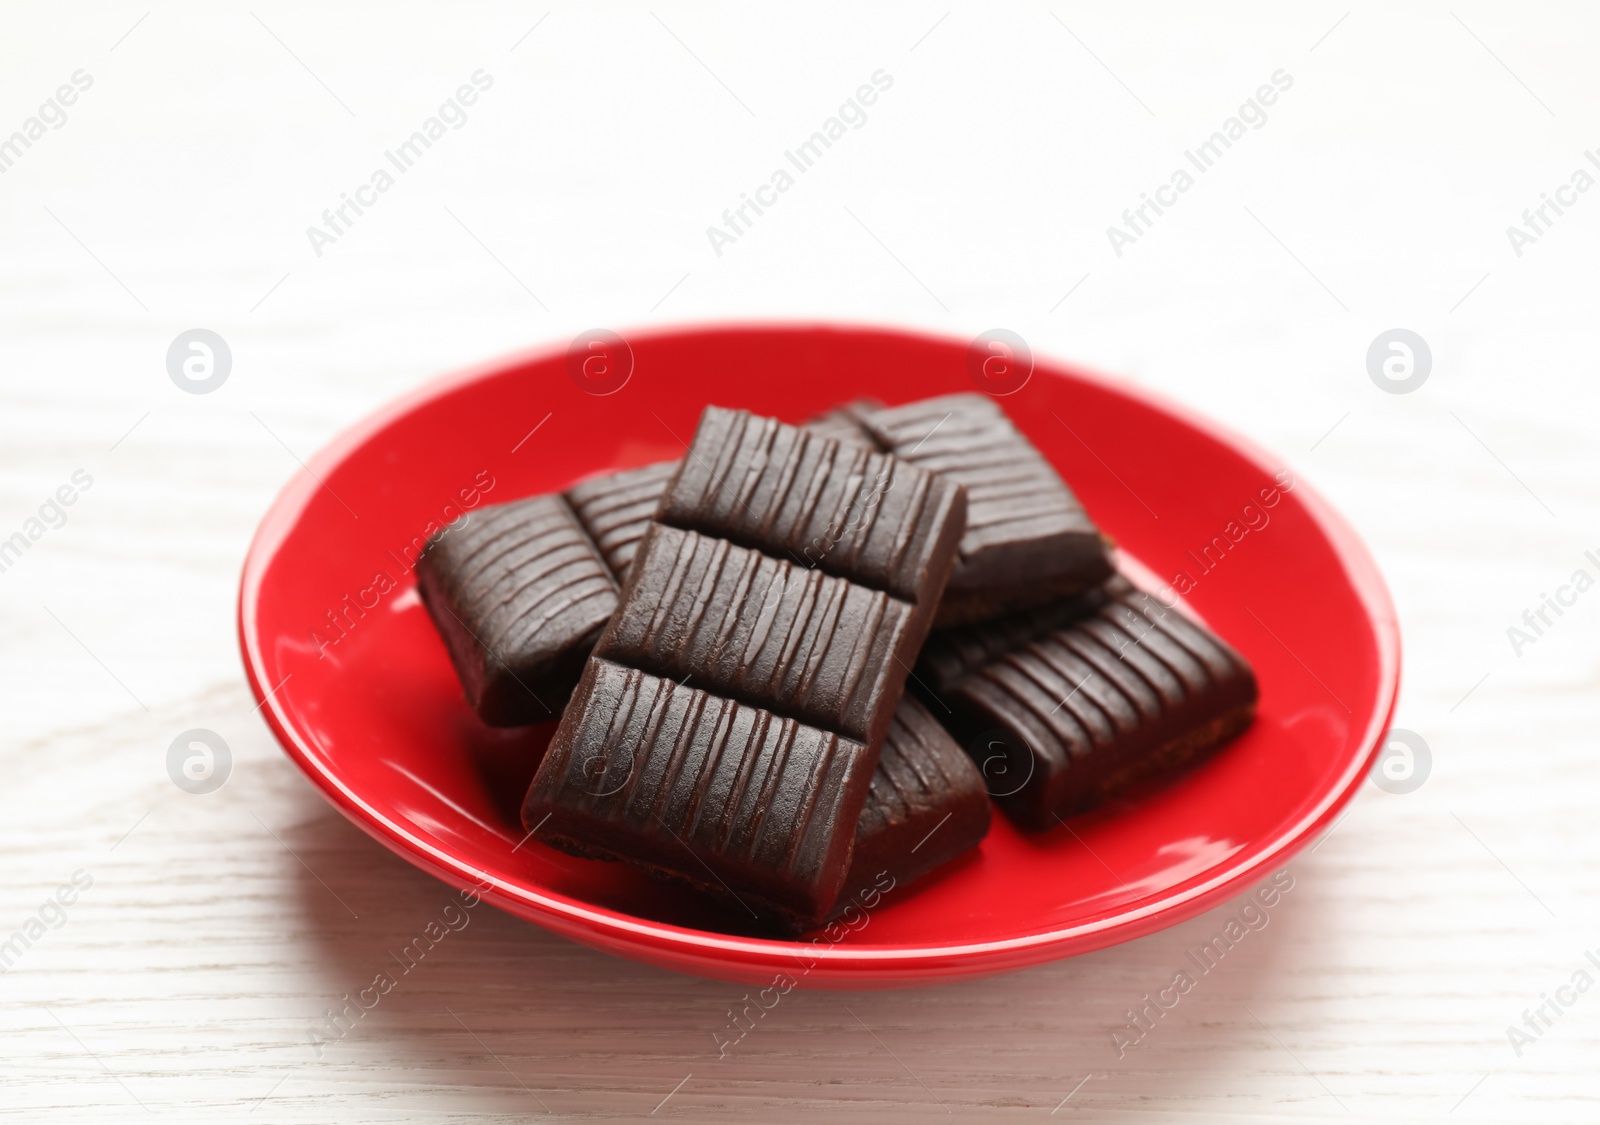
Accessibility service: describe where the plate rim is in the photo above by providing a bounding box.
[237,321,1401,981]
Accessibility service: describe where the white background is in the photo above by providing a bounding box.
[2,2,1598,1121]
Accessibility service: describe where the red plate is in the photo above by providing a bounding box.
[238,324,1399,987]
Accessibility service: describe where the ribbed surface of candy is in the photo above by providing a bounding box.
[597,524,915,744]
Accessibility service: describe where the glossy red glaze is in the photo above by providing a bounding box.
[238,324,1399,988]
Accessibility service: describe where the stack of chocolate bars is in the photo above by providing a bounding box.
[417,394,1258,933]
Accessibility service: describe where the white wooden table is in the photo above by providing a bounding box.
[3,4,1598,1120]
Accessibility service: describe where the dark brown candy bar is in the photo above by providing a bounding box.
[597,523,926,748]
[523,667,987,931]
[566,405,882,586]
[835,694,989,913]
[529,409,967,927]
[417,464,675,727]
[658,406,966,602]
[565,460,679,581]
[922,581,1257,831]
[523,659,875,928]
[803,399,882,448]
[415,495,617,725]
[860,393,1113,626]
[918,576,1131,693]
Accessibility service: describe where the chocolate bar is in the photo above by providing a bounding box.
[803,399,882,448]
[524,659,870,925]
[417,463,678,727]
[526,409,967,926]
[524,673,988,931]
[920,580,1257,830]
[597,523,927,747]
[415,495,617,725]
[836,694,989,912]
[658,407,966,602]
[918,577,1128,691]
[858,394,1113,626]
[565,460,678,581]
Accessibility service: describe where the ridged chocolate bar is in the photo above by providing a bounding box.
[565,460,679,581]
[804,400,882,448]
[658,407,967,600]
[531,409,967,928]
[919,576,1131,693]
[923,582,1257,830]
[835,694,989,911]
[596,523,922,748]
[523,659,875,927]
[860,394,1113,626]
[415,495,617,725]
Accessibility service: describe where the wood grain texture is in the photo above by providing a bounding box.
[3,3,1600,1122]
